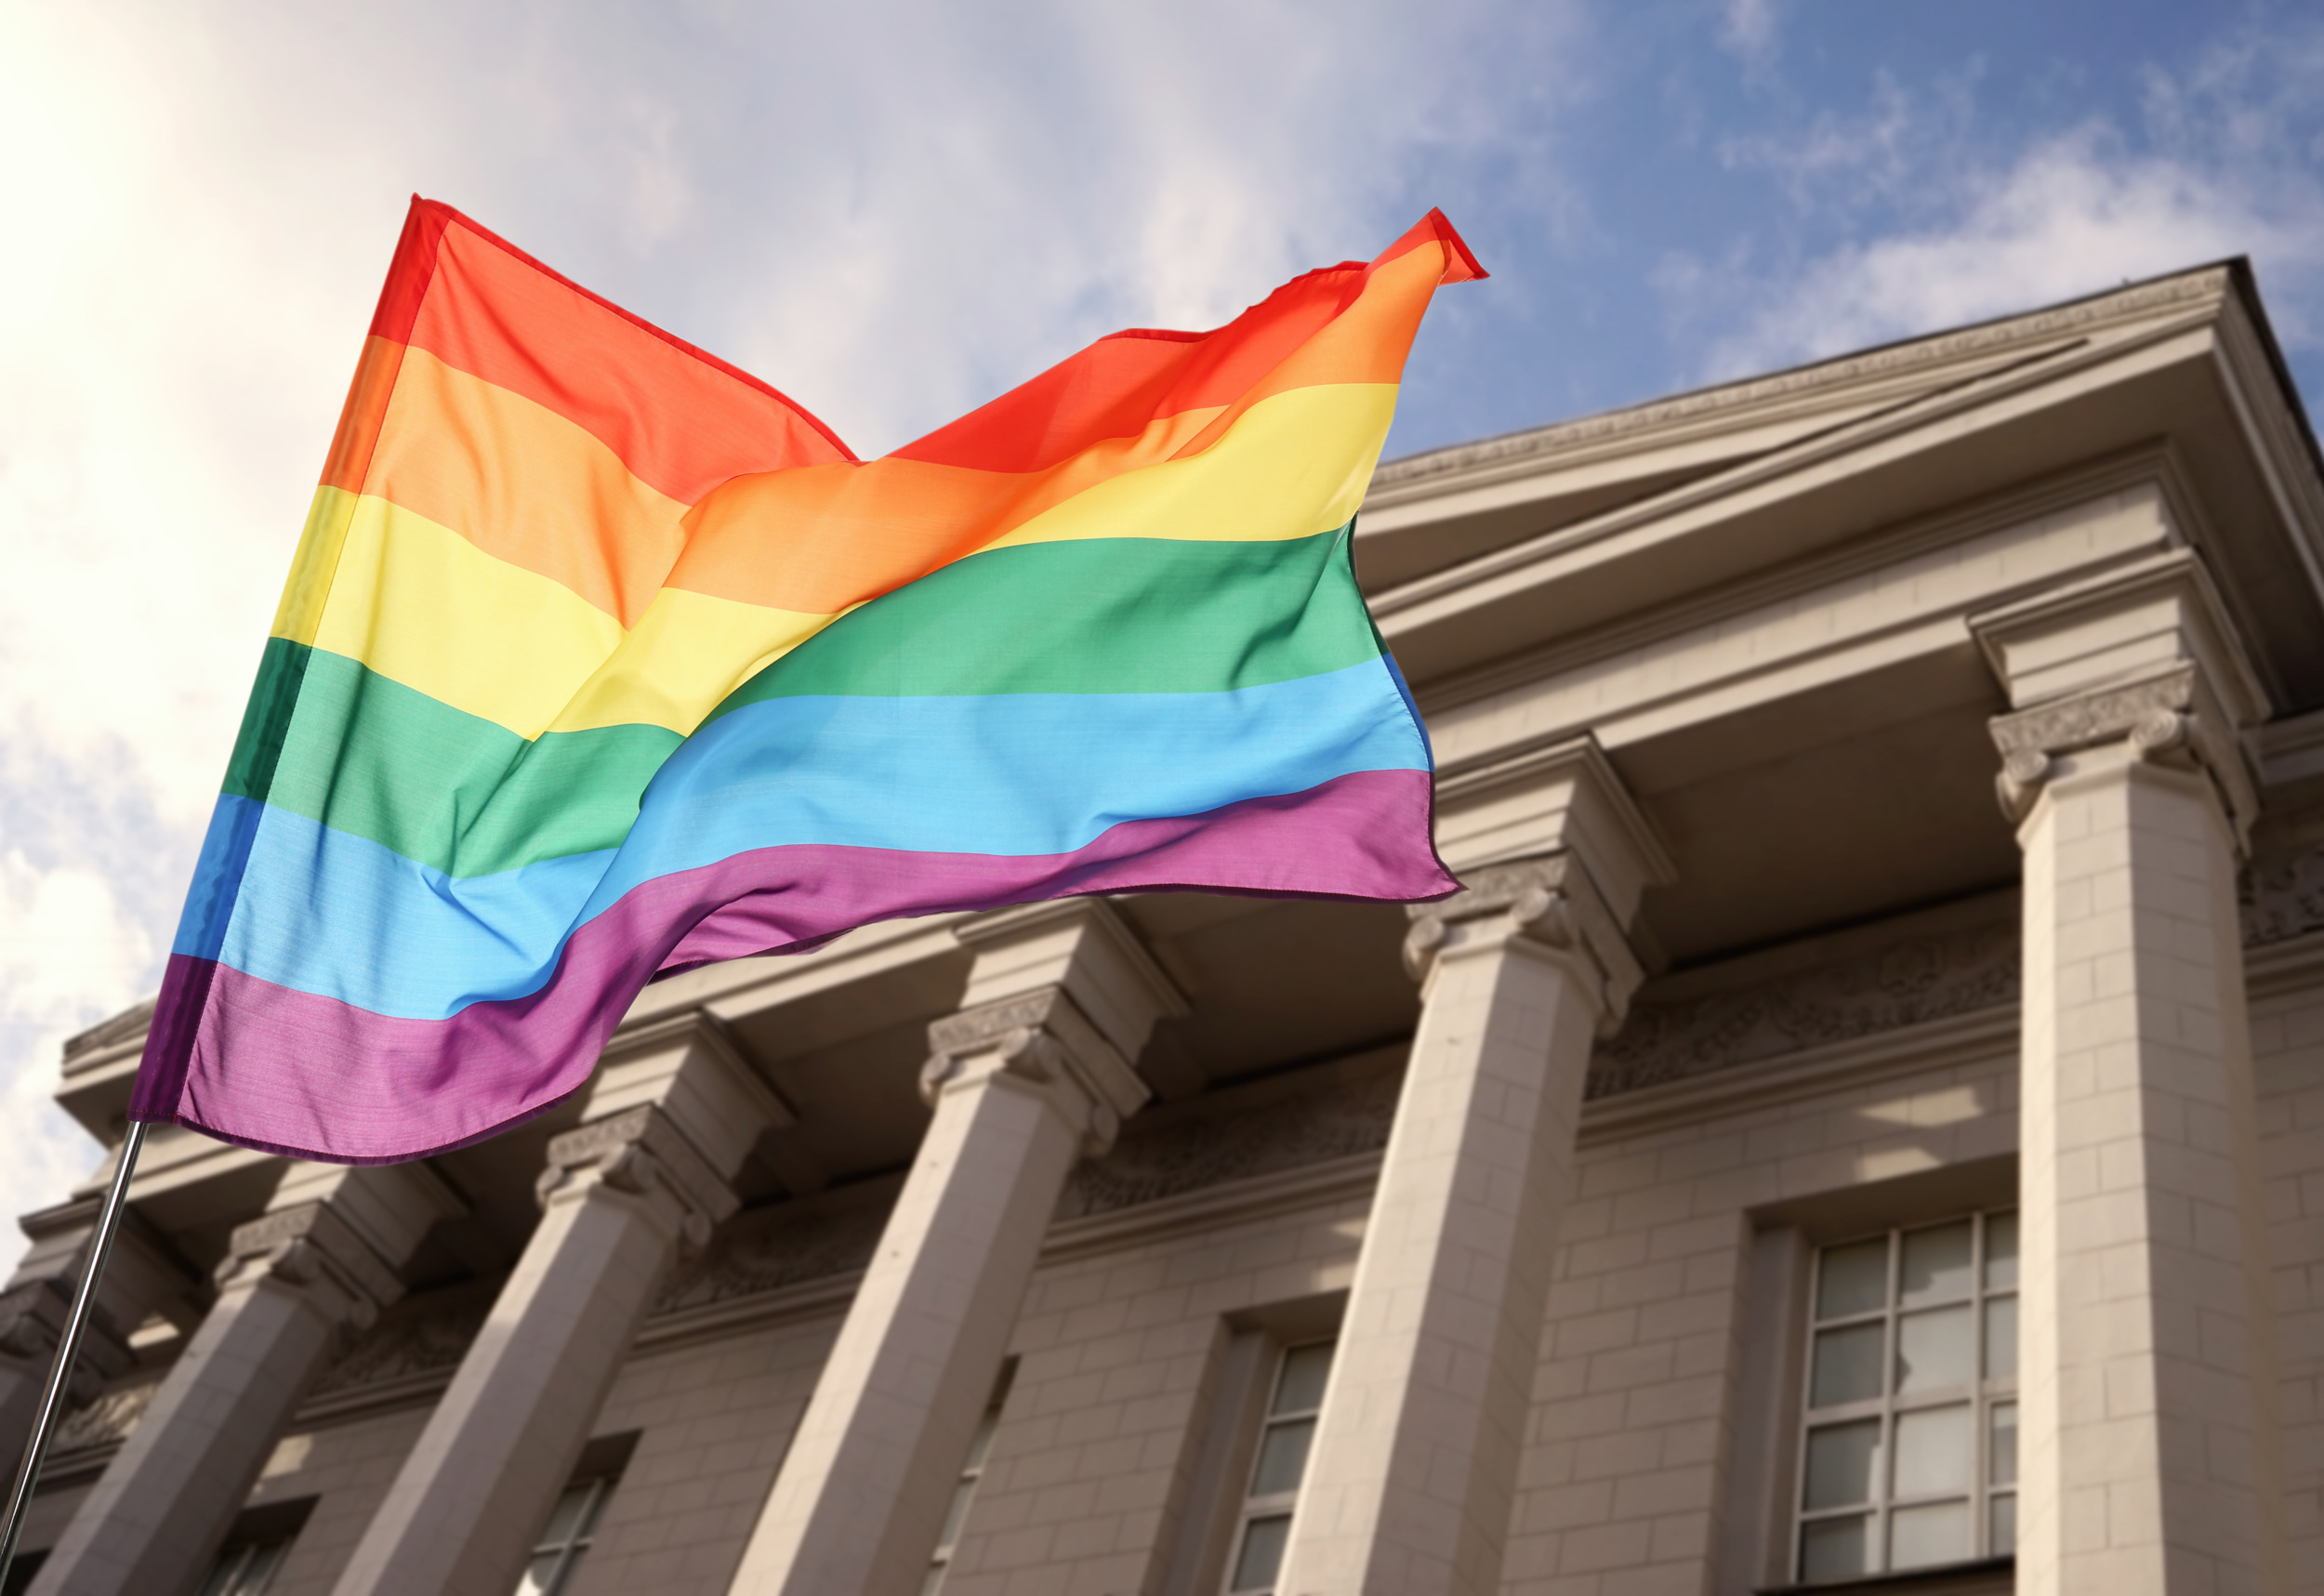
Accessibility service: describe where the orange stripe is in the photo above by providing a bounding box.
[319,336,405,496]
[670,404,1232,613]
[364,349,690,626]
[1165,240,1446,461]
[408,219,851,503]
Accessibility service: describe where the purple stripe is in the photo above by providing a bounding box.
[137,770,1452,1163]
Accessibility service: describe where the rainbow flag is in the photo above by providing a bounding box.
[130,198,1480,1162]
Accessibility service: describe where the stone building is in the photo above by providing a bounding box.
[4,259,2321,1596]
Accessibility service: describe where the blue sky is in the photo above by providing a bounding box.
[2,0,2319,1258]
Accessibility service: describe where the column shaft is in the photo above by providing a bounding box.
[329,1167,688,1596]
[28,1205,401,1596]
[728,1055,1087,1596]
[1276,911,1603,1596]
[2017,755,2286,1596]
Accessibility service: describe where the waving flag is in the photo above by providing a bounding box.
[130,198,1482,1162]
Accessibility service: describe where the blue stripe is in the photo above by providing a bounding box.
[194,659,1430,1019]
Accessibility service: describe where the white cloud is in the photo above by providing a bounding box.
[1683,13,2324,385]
[0,0,1585,1273]
[1701,125,2324,378]
[1718,0,1779,76]
[0,853,150,1255]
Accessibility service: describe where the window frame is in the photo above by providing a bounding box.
[518,1473,615,1596]
[1219,1337,1336,1596]
[1790,1210,2018,1584]
[924,1359,1017,1595]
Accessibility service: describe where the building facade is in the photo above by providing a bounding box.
[4,262,2321,1596]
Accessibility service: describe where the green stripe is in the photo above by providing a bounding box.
[227,640,678,878]
[714,521,1378,716]
[225,522,1380,879]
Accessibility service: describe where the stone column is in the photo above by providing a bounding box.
[1973,551,2289,1596]
[1277,739,1670,1596]
[29,1162,459,1596]
[331,1012,785,1596]
[728,898,1183,1596]
[2,1176,193,1471]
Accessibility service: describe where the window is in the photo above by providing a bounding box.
[1222,1339,1335,1595]
[925,1364,1014,1595]
[197,1497,313,1596]
[1796,1211,2018,1582]
[517,1473,615,1596]
[198,1540,290,1596]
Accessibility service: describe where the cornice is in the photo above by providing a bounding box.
[1411,446,2185,732]
[1368,268,2228,499]
[1369,302,2225,638]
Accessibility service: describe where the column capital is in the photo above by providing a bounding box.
[1430,734,1674,919]
[1970,551,2269,846]
[214,1161,466,1341]
[0,1278,131,1404]
[952,897,1187,1063]
[214,1201,401,1339]
[919,984,1145,1155]
[586,1008,795,1180]
[534,1102,739,1254]
[1404,852,1647,1035]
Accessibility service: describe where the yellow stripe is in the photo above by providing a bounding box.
[271,485,362,644]
[979,382,1398,554]
[281,382,1395,742]
[300,494,838,738]
[547,587,841,734]
[310,496,625,738]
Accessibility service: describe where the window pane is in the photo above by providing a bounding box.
[1896,1306,1974,1393]
[1890,1499,1971,1569]
[1811,1324,1886,1408]
[964,1405,1001,1471]
[921,1565,948,1596]
[1817,1240,1889,1321]
[1989,1402,2018,1488]
[576,1479,613,1539]
[1990,1492,2017,1551]
[1803,1419,1881,1510]
[552,1545,588,1595]
[233,1540,288,1596]
[1984,1212,2018,1291]
[1984,1296,2018,1381]
[1893,1405,1973,1497]
[198,1550,247,1596]
[537,1483,593,1550]
[1251,1418,1317,1497]
[1274,1344,1334,1416]
[1799,1515,1872,1582]
[514,1551,563,1596]
[1231,1513,1292,1591]
[1900,1222,1974,1306]
[937,1478,976,1551]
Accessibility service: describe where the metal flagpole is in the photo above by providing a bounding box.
[0,1120,148,1583]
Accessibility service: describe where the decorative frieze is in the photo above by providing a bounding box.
[46,1376,162,1458]
[1059,1066,1402,1220]
[2243,837,2324,945]
[1592,922,2021,1099]
[307,1288,494,1401]
[654,1195,891,1314]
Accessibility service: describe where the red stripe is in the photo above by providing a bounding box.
[383,198,855,501]
[367,196,453,344]
[891,212,1486,475]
